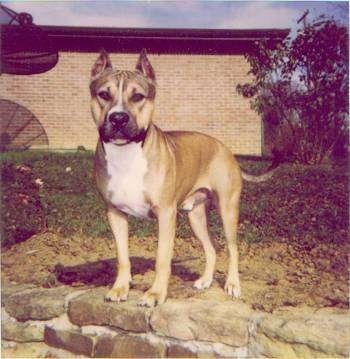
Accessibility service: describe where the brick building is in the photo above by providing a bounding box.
[0,26,288,154]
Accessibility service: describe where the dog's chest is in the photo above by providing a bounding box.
[104,142,150,218]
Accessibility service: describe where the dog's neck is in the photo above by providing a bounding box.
[103,140,144,165]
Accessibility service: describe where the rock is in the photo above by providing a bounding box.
[254,332,332,358]
[166,344,215,358]
[1,280,36,305]
[1,341,85,359]
[94,334,166,358]
[81,325,118,337]
[167,344,197,358]
[1,341,52,358]
[1,307,45,342]
[150,298,252,347]
[44,313,95,356]
[2,320,45,343]
[192,282,232,302]
[197,350,215,358]
[167,345,197,358]
[44,326,94,357]
[5,286,76,321]
[1,340,17,349]
[257,306,350,357]
[68,287,150,333]
[3,280,349,359]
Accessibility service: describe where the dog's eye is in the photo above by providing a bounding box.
[131,93,145,102]
[98,91,111,101]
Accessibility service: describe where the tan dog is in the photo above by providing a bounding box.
[90,49,276,307]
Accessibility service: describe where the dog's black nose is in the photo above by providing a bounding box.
[108,112,129,127]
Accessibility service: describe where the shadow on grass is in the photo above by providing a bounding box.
[54,257,198,287]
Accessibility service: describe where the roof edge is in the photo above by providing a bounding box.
[41,24,290,39]
[2,24,290,55]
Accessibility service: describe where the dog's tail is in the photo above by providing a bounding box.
[240,149,282,183]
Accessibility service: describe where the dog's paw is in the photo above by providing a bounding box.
[224,281,241,299]
[137,290,166,307]
[193,276,213,290]
[105,286,129,303]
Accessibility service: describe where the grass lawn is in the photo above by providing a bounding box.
[1,150,348,248]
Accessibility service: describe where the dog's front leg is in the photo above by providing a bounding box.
[105,206,131,302]
[138,205,176,307]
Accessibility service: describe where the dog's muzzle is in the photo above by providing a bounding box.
[99,111,146,144]
[99,111,130,142]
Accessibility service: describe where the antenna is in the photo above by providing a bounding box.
[297,10,310,28]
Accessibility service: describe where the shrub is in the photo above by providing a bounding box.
[237,14,348,164]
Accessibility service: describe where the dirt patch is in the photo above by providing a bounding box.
[1,232,348,312]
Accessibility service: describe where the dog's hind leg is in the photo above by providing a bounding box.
[218,188,241,298]
[188,202,216,290]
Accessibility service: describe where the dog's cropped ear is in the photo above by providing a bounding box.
[135,49,155,81]
[91,49,112,78]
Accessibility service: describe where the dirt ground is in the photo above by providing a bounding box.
[1,231,349,312]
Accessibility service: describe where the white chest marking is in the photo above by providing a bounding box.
[104,141,150,218]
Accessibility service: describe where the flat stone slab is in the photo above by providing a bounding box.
[94,334,166,358]
[68,287,151,333]
[1,308,44,342]
[1,279,37,305]
[257,306,350,357]
[166,344,197,358]
[1,340,85,358]
[4,286,76,321]
[150,298,253,347]
[44,314,165,358]
[44,326,94,357]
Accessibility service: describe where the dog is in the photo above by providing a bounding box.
[90,49,277,307]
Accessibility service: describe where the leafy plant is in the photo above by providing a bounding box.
[237,13,349,164]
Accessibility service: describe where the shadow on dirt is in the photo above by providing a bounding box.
[54,257,198,287]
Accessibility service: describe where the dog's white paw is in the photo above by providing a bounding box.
[105,286,129,303]
[193,276,213,290]
[137,290,166,307]
[224,281,241,298]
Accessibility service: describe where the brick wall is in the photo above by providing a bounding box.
[0,52,261,155]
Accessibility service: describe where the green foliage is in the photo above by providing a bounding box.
[1,152,347,248]
[237,13,349,164]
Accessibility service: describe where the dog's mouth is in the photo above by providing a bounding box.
[99,120,147,145]
[98,125,127,143]
[112,138,130,145]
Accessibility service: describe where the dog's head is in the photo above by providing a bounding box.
[90,49,156,145]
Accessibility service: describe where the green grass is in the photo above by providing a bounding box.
[1,151,348,247]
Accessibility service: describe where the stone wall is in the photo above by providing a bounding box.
[0,52,261,155]
[2,283,349,358]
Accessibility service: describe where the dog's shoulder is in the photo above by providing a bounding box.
[163,130,229,170]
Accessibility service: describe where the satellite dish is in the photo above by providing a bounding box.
[0,4,59,75]
[0,99,49,151]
